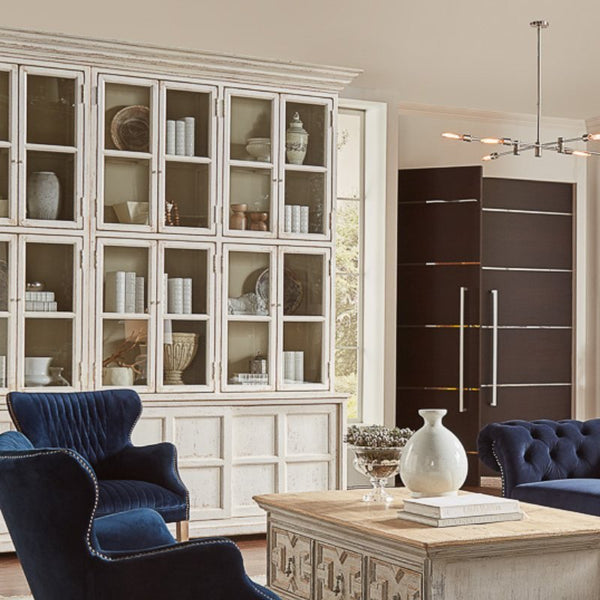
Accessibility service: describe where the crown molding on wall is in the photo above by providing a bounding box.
[398,102,586,130]
[0,27,361,93]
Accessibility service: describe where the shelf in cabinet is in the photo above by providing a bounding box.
[24,311,75,319]
[25,143,77,155]
[229,159,273,171]
[226,314,272,322]
[284,163,327,174]
[0,141,11,150]
[282,315,326,323]
[163,313,209,321]
[0,311,10,318]
[104,149,152,161]
[165,154,211,165]
[101,312,150,320]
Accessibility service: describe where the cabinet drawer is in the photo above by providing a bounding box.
[315,541,362,600]
[270,526,312,599]
[367,557,422,600]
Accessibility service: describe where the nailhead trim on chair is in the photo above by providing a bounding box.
[491,442,507,497]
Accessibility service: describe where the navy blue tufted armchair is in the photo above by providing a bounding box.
[0,431,279,600]
[7,389,190,539]
[478,419,600,515]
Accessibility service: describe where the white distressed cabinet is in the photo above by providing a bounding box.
[0,29,359,548]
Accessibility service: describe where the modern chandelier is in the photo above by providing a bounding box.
[442,20,600,161]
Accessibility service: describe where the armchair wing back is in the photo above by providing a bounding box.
[7,389,141,465]
[478,419,600,496]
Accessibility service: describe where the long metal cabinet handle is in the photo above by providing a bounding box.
[490,289,499,407]
[459,286,466,413]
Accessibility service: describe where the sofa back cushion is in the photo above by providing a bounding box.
[478,419,600,497]
[7,389,141,466]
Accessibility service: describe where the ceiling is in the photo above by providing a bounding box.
[4,0,600,119]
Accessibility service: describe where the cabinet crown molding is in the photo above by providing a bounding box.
[0,26,361,92]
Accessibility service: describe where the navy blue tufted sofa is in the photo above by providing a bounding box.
[478,419,600,515]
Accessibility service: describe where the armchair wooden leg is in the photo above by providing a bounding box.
[176,520,190,542]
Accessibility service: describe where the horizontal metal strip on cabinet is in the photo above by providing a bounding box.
[480,325,572,330]
[482,207,572,217]
[398,198,479,205]
[396,386,480,392]
[397,324,571,329]
[480,382,571,388]
[397,324,480,328]
[482,266,572,273]
[397,261,481,267]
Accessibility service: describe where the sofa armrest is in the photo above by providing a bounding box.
[96,443,188,499]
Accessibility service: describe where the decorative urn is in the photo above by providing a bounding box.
[27,171,61,220]
[286,112,309,165]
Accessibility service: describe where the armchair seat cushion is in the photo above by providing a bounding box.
[512,479,600,516]
[98,480,187,522]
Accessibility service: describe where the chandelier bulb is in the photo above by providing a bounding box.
[482,153,499,161]
[586,133,600,141]
[442,132,462,140]
[481,137,502,145]
[572,150,591,158]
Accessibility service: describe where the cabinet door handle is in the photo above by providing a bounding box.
[459,286,466,413]
[490,289,499,407]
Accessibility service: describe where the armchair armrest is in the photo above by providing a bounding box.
[95,443,188,498]
[94,538,280,600]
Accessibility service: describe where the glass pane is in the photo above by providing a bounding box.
[26,152,75,221]
[227,321,269,385]
[0,242,8,310]
[229,167,271,232]
[283,322,323,384]
[163,320,207,386]
[164,248,208,314]
[335,200,360,276]
[0,71,9,142]
[104,83,150,152]
[166,89,210,158]
[26,243,73,312]
[285,102,326,167]
[102,319,147,386]
[0,318,7,387]
[230,96,272,162]
[103,246,149,314]
[0,148,8,216]
[103,156,150,225]
[165,162,209,228]
[335,348,359,419]
[337,110,363,200]
[27,74,75,147]
[228,251,270,316]
[284,171,325,234]
[283,253,324,316]
[25,318,73,386]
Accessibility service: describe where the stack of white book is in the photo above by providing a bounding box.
[398,493,522,527]
[25,290,58,312]
[105,271,145,314]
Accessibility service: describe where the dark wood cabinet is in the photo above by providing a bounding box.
[396,167,573,484]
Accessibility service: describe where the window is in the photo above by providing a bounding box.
[335,108,365,421]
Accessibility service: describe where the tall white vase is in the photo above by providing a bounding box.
[27,171,61,220]
[399,409,468,497]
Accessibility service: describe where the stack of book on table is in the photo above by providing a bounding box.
[398,493,523,527]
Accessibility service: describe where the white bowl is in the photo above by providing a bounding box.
[246,138,271,162]
[113,201,149,225]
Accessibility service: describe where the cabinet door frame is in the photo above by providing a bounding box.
[221,243,277,392]
[96,72,159,233]
[278,94,334,242]
[277,245,331,392]
[222,87,279,239]
[158,80,218,236]
[0,234,17,390]
[19,65,87,230]
[94,237,157,392]
[0,63,18,227]
[17,234,84,389]
[156,240,216,392]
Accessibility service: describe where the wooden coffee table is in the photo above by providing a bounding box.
[254,488,600,600]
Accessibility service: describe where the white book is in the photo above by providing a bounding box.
[300,206,309,233]
[135,277,145,313]
[283,351,295,381]
[105,271,126,312]
[397,509,523,528]
[291,205,301,233]
[124,272,137,313]
[184,117,195,157]
[284,206,293,232]
[182,278,192,314]
[168,278,184,314]
[175,120,186,155]
[166,120,176,155]
[403,493,520,519]
[293,351,304,382]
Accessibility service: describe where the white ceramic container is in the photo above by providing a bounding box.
[399,408,468,497]
[245,138,271,162]
[103,366,135,386]
[286,112,309,165]
[27,171,60,220]
[24,356,52,387]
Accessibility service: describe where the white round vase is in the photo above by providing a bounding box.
[286,112,309,165]
[27,171,61,220]
[24,357,52,387]
[399,409,468,497]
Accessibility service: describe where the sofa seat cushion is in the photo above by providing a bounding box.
[512,478,600,516]
[98,480,187,522]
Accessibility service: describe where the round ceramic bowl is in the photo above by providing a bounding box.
[246,138,271,162]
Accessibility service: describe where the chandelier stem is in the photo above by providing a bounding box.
[535,22,542,157]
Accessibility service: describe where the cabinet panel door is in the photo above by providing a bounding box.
[482,211,572,269]
[480,329,571,385]
[397,264,479,326]
[367,557,422,600]
[483,178,573,213]
[396,328,479,388]
[315,542,362,600]
[270,526,312,599]
[481,270,571,326]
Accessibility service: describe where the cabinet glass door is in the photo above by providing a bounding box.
[0,237,15,389]
[223,246,275,390]
[224,90,278,237]
[97,74,158,231]
[280,96,332,239]
[158,243,214,390]
[21,67,84,227]
[278,248,330,389]
[159,83,216,233]
[98,239,155,390]
[20,236,82,389]
[0,66,16,224]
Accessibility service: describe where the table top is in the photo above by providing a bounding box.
[254,488,600,551]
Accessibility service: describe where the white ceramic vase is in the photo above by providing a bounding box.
[24,356,52,387]
[103,366,135,387]
[163,332,198,385]
[399,409,468,497]
[286,112,309,165]
[27,171,60,220]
